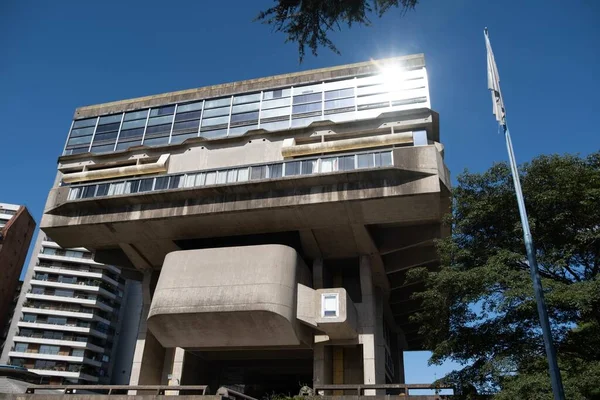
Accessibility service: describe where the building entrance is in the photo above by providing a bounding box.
[181,349,313,399]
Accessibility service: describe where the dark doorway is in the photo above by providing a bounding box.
[182,349,313,399]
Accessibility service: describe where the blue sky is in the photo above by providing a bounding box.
[1,0,598,385]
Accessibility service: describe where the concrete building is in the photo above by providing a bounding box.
[0,233,142,385]
[0,203,35,353]
[38,54,450,396]
[1,281,23,354]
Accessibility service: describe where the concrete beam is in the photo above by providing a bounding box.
[373,223,443,255]
[299,229,322,259]
[387,262,438,288]
[383,245,439,274]
[389,282,425,304]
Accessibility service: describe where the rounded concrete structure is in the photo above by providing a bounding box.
[147,245,311,348]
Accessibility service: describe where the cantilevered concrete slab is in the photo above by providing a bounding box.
[147,245,312,349]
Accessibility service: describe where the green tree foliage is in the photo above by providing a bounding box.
[256,0,418,61]
[408,152,600,399]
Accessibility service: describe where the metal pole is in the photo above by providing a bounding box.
[503,124,565,400]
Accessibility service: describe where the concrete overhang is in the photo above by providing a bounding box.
[147,245,312,349]
[41,146,450,254]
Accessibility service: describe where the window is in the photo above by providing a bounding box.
[43,331,63,340]
[14,343,28,352]
[58,276,76,284]
[34,360,56,369]
[250,165,266,180]
[39,345,60,355]
[65,250,84,258]
[11,358,26,367]
[339,155,355,171]
[321,293,339,318]
[357,153,375,169]
[41,247,57,255]
[18,328,34,337]
[47,317,67,325]
[71,349,85,357]
[285,161,300,176]
[22,314,36,322]
[55,290,74,298]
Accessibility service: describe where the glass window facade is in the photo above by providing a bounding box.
[63,68,429,156]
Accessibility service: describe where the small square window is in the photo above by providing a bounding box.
[321,293,339,318]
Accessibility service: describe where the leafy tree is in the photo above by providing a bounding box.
[256,0,418,61]
[408,152,600,399]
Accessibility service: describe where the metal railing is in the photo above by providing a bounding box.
[25,385,211,395]
[217,387,258,400]
[67,149,393,201]
[313,383,453,397]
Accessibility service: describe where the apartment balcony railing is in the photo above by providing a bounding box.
[35,263,120,282]
[16,331,87,341]
[67,149,393,201]
[32,276,117,293]
[19,318,92,329]
[26,290,117,310]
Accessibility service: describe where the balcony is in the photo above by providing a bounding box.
[7,351,102,368]
[21,306,111,326]
[25,292,114,313]
[27,369,99,383]
[11,335,104,353]
[42,144,450,281]
[29,279,117,300]
[66,149,394,201]
[16,321,109,340]
[38,251,105,267]
[34,263,121,281]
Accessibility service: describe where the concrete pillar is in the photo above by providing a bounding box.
[313,343,332,394]
[333,347,344,394]
[389,334,406,384]
[313,258,324,289]
[162,347,186,395]
[358,256,386,395]
[128,271,166,392]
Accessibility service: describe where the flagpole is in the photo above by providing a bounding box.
[503,124,565,400]
[485,28,565,400]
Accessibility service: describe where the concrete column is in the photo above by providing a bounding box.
[313,258,324,289]
[163,347,186,395]
[128,271,166,392]
[397,340,405,384]
[313,343,332,394]
[358,256,386,395]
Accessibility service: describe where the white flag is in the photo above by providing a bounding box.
[485,29,506,125]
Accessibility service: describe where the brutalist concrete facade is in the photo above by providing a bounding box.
[38,55,450,397]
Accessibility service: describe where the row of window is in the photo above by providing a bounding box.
[10,358,107,377]
[33,273,119,292]
[68,149,393,201]
[23,300,112,321]
[13,343,91,358]
[28,287,118,308]
[22,314,91,328]
[40,247,93,259]
[36,261,121,282]
[17,328,112,350]
[64,69,429,155]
